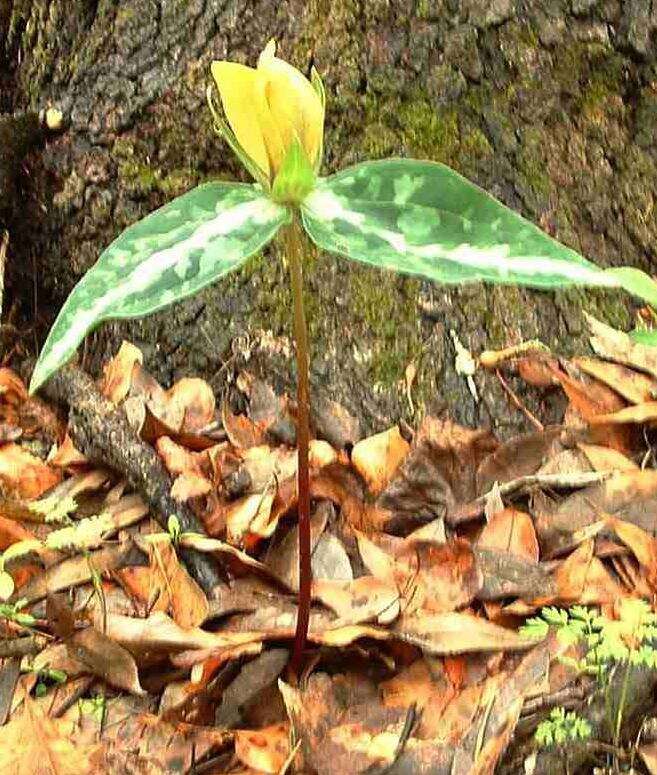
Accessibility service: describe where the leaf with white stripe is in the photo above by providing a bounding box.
[31,183,289,393]
[300,159,624,291]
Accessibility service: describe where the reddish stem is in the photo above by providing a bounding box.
[282,217,312,674]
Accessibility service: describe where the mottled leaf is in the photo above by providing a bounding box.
[31,183,289,393]
[301,159,657,302]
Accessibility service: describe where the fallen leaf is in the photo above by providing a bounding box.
[17,541,146,603]
[477,508,539,563]
[586,313,657,380]
[393,539,482,614]
[67,626,146,696]
[394,611,536,655]
[0,444,61,499]
[132,536,209,628]
[552,539,624,604]
[607,517,657,588]
[100,341,143,404]
[215,649,289,728]
[574,355,657,405]
[589,401,657,425]
[312,576,400,625]
[577,442,638,472]
[351,425,410,496]
[49,434,88,468]
[0,691,102,774]
[235,723,290,773]
[223,401,265,449]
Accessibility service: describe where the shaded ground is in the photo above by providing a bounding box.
[1,0,657,436]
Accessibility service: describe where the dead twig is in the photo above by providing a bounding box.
[495,368,544,432]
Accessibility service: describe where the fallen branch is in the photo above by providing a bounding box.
[37,364,223,595]
[449,471,609,525]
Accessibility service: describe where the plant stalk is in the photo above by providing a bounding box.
[281,216,312,673]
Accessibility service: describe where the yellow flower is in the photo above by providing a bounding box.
[211,40,324,187]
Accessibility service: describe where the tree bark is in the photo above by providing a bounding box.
[2,0,656,438]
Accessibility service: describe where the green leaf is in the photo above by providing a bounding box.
[301,159,656,302]
[630,329,657,345]
[30,183,289,394]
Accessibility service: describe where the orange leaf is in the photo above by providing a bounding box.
[477,508,539,563]
[235,723,290,774]
[100,341,143,404]
[351,426,410,496]
[0,443,61,498]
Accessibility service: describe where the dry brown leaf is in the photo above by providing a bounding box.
[100,341,143,404]
[351,425,410,496]
[477,508,539,563]
[394,539,482,615]
[226,490,276,543]
[394,611,536,655]
[312,576,400,625]
[235,723,290,773]
[18,542,144,603]
[0,444,61,499]
[552,539,624,605]
[67,626,146,695]
[0,691,102,774]
[577,442,638,472]
[586,313,657,380]
[607,517,657,588]
[49,434,88,468]
[0,368,28,404]
[223,402,265,449]
[640,742,657,775]
[380,658,455,730]
[589,401,657,425]
[141,537,210,628]
[574,355,657,405]
[550,365,631,452]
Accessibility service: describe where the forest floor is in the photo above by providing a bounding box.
[2,313,657,774]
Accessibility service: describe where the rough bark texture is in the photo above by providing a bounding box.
[2,0,657,438]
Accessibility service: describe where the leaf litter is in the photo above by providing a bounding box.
[3,317,657,772]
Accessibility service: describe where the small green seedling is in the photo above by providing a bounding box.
[522,600,657,749]
[0,598,37,628]
[30,41,657,671]
[535,708,592,748]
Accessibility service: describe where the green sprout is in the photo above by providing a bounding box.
[535,708,592,749]
[29,41,657,673]
[522,600,657,749]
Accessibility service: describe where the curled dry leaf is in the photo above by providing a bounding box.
[0,443,61,499]
[551,539,624,605]
[586,312,657,380]
[100,341,143,404]
[140,537,210,629]
[351,425,410,496]
[606,517,657,588]
[49,433,88,468]
[574,355,657,405]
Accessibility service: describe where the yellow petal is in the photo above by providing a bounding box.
[257,41,324,170]
[210,61,275,180]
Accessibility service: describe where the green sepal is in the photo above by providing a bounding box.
[271,137,316,205]
[310,67,326,174]
[300,159,624,291]
[30,182,289,394]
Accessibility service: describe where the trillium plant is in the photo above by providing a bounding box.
[30,41,657,671]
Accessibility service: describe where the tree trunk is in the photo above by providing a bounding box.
[2,0,656,438]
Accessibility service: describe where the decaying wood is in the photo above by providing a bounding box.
[37,364,223,595]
